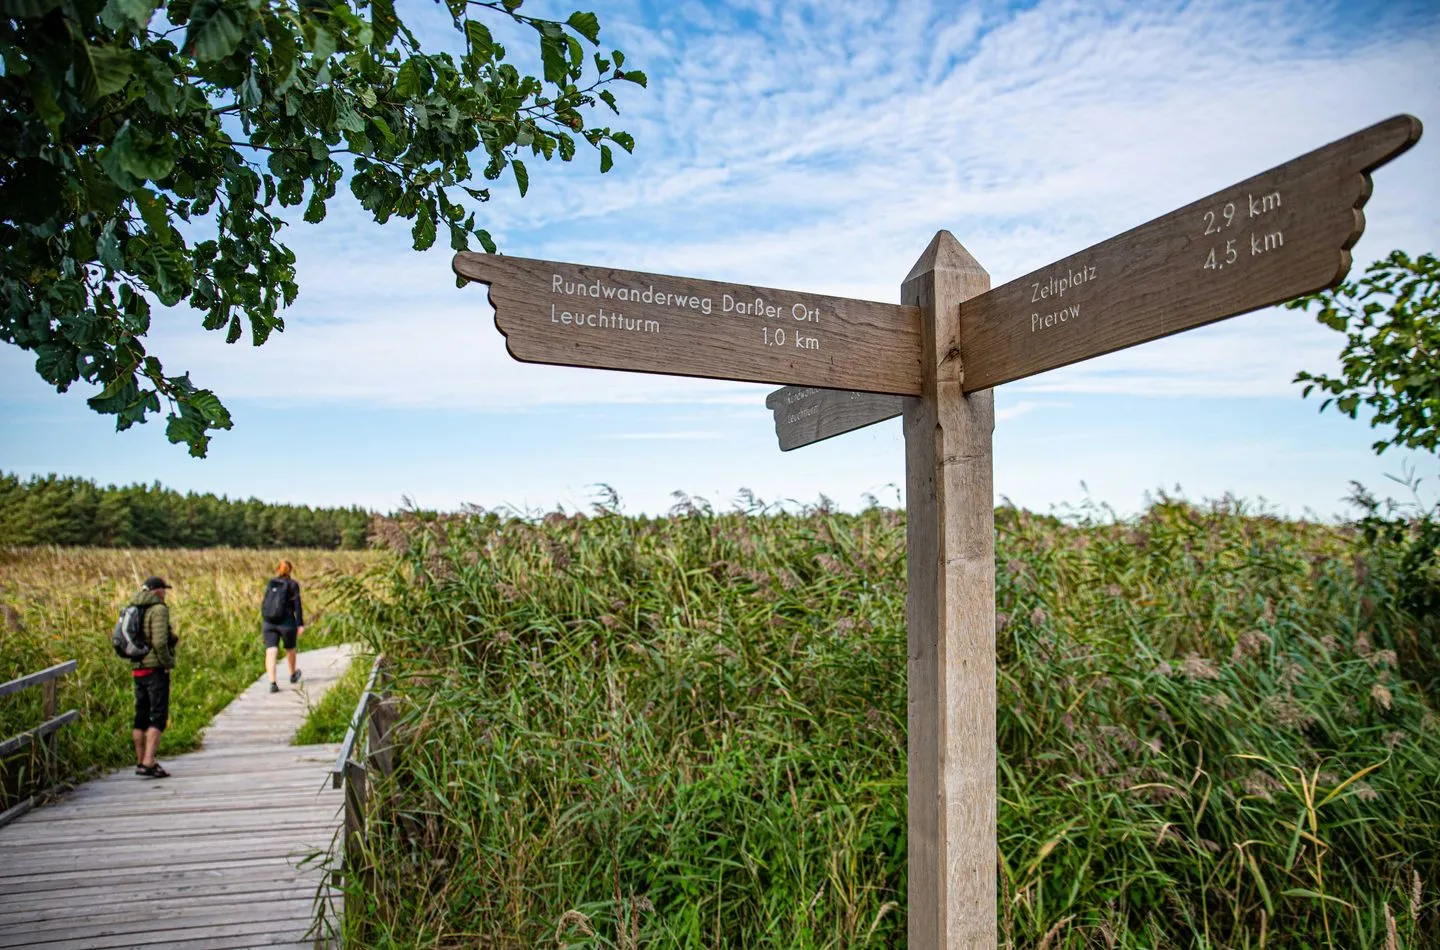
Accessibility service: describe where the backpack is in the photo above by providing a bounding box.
[111,604,151,660]
[261,578,291,623]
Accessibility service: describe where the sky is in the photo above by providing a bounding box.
[2,0,1438,518]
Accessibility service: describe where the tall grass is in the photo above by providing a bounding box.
[0,547,379,806]
[332,497,1438,948]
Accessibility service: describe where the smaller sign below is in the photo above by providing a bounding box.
[767,386,904,451]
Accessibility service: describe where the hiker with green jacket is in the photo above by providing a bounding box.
[130,576,178,779]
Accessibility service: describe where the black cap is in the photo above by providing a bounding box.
[143,576,172,590]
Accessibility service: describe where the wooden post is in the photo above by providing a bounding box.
[902,231,996,948]
[41,679,57,765]
[344,758,368,931]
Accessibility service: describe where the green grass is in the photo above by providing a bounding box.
[329,498,1438,948]
[294,648,373,745]
[0,547,378,806]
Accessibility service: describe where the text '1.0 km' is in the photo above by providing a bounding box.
[453,255,923,395]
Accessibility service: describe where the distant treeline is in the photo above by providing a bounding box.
[0,473,374,549]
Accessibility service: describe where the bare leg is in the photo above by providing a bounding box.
[132,729,144,763]
[141,728,162,767]
[265,646,279,683]
[285,648,298,677]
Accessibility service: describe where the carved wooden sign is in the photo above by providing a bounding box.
[452,255,923,394]
[956,114,1421,392]
[767,386,903,451]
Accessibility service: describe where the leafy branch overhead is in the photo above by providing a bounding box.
[0,0,646,455]
[1288,251,1439,456]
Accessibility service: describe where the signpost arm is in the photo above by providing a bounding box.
[901,230,996,948]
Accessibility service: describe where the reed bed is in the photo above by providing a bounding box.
[332,496,1438,948]
[0,547,379,806]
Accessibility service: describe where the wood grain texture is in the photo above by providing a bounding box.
[902,231,996,949]
[959,114,1422,392]
[454,254,923,394]
[0,660,75,699]
[0,645,355,948]
[766,386,903,451]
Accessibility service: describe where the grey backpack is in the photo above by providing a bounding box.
[111,605,151,660]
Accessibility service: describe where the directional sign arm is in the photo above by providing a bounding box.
[454,253,923,394]
[957,114,1423,392]
[767,386,903,451]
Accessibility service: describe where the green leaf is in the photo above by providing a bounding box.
[134,188,170,237]
[566,11,600,44]
[100,0,159,30]
[111,123,176,182]
[512,158,529,197]
[190,390,233,428]
[184,0,246,62]
[395,59,422,97]
[619,69,647,87]
[412,204,436,250]
[90,45,133,97]
[371,0,398,47]
[1279,888,1354,909]
[464,19,494,58]
[599,144,612,173]
[611,130,634,153]
[539,28,568,83]
[598,89,618,113]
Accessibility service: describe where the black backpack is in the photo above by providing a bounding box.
[111,604,151,659]
[261,578,291,623]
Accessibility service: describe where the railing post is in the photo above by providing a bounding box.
[41,679,57,766]
[343,757,368,936]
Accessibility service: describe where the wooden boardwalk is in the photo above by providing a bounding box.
[0,645,355,949]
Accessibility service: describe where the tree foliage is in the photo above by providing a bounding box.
[1,0,645,455]
[0,471,378,547]
[1289,250,1440,456]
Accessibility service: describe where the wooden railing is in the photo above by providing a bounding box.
[0,660,79,829]
[330,655,395,924]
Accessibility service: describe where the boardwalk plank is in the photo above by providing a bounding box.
[0,897,319,945]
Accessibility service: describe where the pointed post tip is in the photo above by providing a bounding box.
[904,230,987,285]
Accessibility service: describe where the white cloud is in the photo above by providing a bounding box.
[8,0,1435,414]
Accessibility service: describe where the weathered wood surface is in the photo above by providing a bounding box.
[0,660,77,699]
[958,114,1422,392]
[454,253,924,394]
[766,386,903,451]
[0,709,79,758]
[0,645,355,949]
[902,231,996,948]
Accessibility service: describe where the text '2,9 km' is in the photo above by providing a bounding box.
[456,115,1419,401]
[957,114,1421,391]
[452,255,923,394]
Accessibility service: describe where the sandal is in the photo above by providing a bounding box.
[138,763,170,779]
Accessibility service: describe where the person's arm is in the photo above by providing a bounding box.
[292,581,305,630]
[148,603,174,667]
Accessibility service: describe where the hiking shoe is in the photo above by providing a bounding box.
[138,763,170,779]
[269,681,280,693]
[133,762,145,775]
[289,669,302,684]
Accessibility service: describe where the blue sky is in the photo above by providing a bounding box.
[2,0,1438,517]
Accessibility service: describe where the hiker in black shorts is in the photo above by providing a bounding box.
[261,560,305,694]
[131,576,177,778]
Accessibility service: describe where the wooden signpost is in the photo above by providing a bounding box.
[457,115,1421,948]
